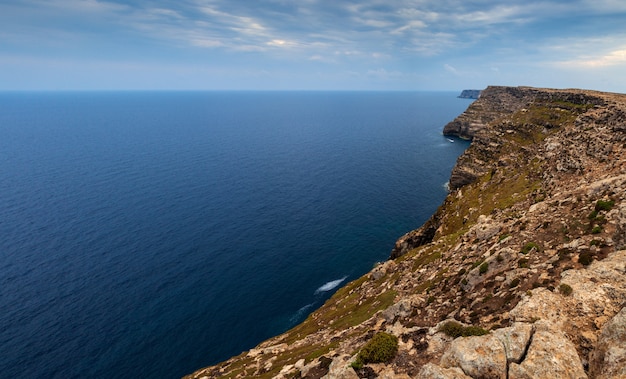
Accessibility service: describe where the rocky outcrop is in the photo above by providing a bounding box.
[185,87,626,379]
[458,90,482,99]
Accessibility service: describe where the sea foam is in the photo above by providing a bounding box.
[314,276,347,294]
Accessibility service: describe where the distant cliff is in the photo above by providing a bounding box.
[186,86,626,379]
[458,89,482,99]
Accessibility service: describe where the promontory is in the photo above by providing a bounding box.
[186,86,626,379]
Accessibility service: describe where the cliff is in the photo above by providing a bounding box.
[186,86,626,379]
[458,90,482,99]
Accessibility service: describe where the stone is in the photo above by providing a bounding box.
[382,298,413,323]
[323,355,359,379]
[469,215,501,241]
[440,333,507,379]
[416,363,472,379]
[589,306,626,379]
[493,322,534,363]
[508,321,586,379]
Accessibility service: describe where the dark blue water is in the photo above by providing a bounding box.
[0,91,470,378]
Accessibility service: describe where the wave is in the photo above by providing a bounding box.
[314,276,347,294]
[289,303,315,324]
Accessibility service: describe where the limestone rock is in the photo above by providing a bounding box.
[383,298,413,323]
[416,363,472,379]
[493,322,534,363]
[589,307,626,379]
[323,355,358,379]
[508,321,586,379]
[468,215,501,241]
[440,333,507,379]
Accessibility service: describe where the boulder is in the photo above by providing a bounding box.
[440,333,507,379]
[508,321,586,379]
[589,306,626,379]
[493,322,534,363]
[323,355,358,379]
[416,363,472,379]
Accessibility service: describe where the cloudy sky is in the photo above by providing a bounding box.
[1,0,625,91]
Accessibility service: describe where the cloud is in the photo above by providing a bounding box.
[559,48,626,68]
[444,63,459,75]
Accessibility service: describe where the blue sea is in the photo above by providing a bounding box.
[0,91,471,378]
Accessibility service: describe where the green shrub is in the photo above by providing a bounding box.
[509,278,520,288]
[595,199,615,212]
[439,321,489,338]
[439,321,464,338]
[353,332,398,368]
[591,225,602,234]
[479,262,489,275]
[518,258,529,268]
[579,251,594,266]
[559,283,573,296]
[521,242,540,254]
[588,210,599,220]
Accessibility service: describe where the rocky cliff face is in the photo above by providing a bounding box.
[186,86,626,379]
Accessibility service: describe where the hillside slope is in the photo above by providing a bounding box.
[186,86,626,379]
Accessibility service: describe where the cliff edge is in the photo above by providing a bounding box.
[186,86,626,379]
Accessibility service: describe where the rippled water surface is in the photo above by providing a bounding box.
[0,91,471,378]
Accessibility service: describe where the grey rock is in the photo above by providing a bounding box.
[508,321,586,379]
[416,363,472,379]
[589,306,626,379]
[440,333,507,379]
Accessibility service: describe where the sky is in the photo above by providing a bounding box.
[1,0,625,91]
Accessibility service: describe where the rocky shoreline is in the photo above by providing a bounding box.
[186,86,626,379]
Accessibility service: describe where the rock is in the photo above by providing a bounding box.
[589,306,626,379]
[508,320,586,379]
[510,288,565,326]
[323,355,359,379]
[614,204,626,250]
[469,215,501,241]
[493,322,534,363]
[416,363,472,379]
[440,333,507,379]
[382,298,413,323]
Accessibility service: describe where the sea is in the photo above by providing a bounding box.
[0,91,471,378]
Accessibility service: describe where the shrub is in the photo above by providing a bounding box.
[509,278,520,288]
[352,332,398,368]
[518,258,529,268]
[595,199,615,212]
[439,321,489,338]
[579,251,594,266]
[521,242,540,254]
[479,262,489,275]
[591,225,602,234]
[559,283,573,296]
[439,321,464,338]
